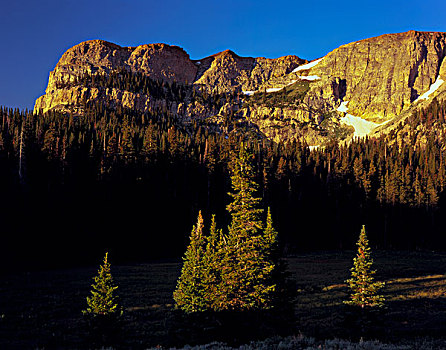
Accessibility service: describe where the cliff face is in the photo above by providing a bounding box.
[194,50,306,94]
[34,40,199,114]
[34,31,446,145]
[308,31,446,121]
[34,40,305,114]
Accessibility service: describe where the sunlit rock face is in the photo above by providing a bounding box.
[34,40,305,115]
[309,31,446,122]
[35,31,446,145]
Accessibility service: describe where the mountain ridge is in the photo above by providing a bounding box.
[34,30,446,146]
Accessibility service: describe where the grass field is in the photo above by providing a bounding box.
[0,251,445,349]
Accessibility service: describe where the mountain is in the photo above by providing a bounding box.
[34,31,446,146]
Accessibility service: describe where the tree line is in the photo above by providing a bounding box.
[1,91,446,269]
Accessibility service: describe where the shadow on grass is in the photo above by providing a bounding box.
[166,308,295,347]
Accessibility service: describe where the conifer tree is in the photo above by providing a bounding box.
[218,144,276,311]
[263,207,278,256]
[345,226,385,308]
[173,211,208,313]
[202,214,224,309]
[83,252,122,318]
[226,144,264,238]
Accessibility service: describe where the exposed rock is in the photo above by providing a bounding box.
[308,31,446,121]
[194,51,306,93]
[35,40,198,114]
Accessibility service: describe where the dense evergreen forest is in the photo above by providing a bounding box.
[2,78,446,271]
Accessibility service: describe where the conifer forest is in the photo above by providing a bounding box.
[1,87,446,270]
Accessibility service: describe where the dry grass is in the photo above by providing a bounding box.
[0,251,445,349]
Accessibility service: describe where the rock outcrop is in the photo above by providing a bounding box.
[34,31,446,145]
[34,40,304,115]
[34,40,199,114]
[194,50,306,94]
[307,31,446,121]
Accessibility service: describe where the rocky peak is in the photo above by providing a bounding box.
[35,40,305,114]
[44,40,198,94]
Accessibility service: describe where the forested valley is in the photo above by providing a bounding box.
[2,77,446,271]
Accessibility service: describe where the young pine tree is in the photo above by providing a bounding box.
[173,211,208,313]
[202,214,224,310]
[263,207,278,259]
[263,207,291,306]
[345,226,385,308]
[83,252,122,318]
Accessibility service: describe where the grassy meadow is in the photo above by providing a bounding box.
[0,251,446,349]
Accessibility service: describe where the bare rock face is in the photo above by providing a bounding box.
[194,50,255,93]
[308,31,446,121]
[35,40,198,114]
[194,50,305,93]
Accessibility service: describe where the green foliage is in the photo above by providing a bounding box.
[83,252,122,317]
[174,144,285,313]
[202,214,224,310]
[345,226,385,308]
[227,145,264,239]
[217,144,277,311]
[263,207,278,256]
[173,211,208,313]
[245,80,310,108]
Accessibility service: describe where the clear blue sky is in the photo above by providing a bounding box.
[1,0,445,110]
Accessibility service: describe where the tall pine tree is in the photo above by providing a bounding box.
[173,145,287,313]
[217,144,276,311]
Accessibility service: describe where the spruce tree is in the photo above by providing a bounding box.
[345,226,385,308]
[226,144,264,239]
[263,207,278,257]
[173,144,287,313]
[218,144,276,311]
[202,214,224,310]
[173,211,208,313]
[83,252,122,318]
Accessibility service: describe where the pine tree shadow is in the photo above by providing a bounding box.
[341,304,388,341]
[167,307,296,347]
[82,314,124,348]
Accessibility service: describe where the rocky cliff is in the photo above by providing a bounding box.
[308,31,446,120]
[35,31,446,146]
[34,40,305,114]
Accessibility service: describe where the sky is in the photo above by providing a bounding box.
[1,0,445,110]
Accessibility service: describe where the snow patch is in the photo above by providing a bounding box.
[299,75,321,81]
[266,87,283,93]
[242,79,299,96]
[340,114,382,138]
[337,101,349,113]
[292,58,323,73]
[337,101,387,138]
[415,76,444,102]
[196,61,201,65]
